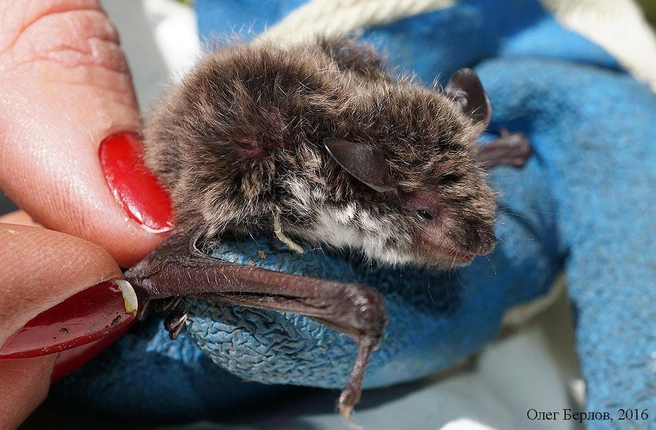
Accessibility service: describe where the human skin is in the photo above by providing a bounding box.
[0,1,171,427]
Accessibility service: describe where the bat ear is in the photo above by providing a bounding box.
[324,137,397,193]
[445,68,492,129]
[319,38,387,79]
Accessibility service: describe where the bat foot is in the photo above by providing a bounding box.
[498,129,531,168]
[163,307,188,340]
[335,331,381,430]
[477,130,532,169]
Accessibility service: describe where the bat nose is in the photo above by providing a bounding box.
[475,230,496,255]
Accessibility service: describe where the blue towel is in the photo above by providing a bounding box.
[57,0,656,425]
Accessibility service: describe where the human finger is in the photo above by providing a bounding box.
[0,210,40,226]
[0,1,173,268]
[0,223,138,427]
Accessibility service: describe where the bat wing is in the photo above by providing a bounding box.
[124,228,387,427]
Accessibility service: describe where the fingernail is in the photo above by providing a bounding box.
[0,279,138,358]
[99,133,174,233]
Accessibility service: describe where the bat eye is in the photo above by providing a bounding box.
[416,207,437,221]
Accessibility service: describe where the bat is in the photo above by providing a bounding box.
[124,38,530,428]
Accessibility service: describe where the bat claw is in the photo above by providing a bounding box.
[164,308,188,340]
[339,404,363,430]
[160,296,183,312]
[136,299,151,321]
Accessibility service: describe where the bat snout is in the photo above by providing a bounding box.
[474,233,496,255]
[466,226,496,256]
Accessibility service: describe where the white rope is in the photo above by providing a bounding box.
[257,0,656,92]
[255,0,455,46]
[541,0,656,93]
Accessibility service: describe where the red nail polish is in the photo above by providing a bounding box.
[50,320,134,382]
[99,133,174,233]
[0,280,138,358]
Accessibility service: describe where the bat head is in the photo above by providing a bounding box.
[311,68,497,268]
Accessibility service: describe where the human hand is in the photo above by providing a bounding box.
[0,1,173,427]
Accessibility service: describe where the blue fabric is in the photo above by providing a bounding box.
[479,58,656,420]
[57,0,656,426]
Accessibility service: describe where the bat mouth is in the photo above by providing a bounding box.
[416,217,496,267]
[444,247,475,263]
[419,236,476,266]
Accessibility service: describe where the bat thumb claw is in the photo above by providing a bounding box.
[339,405,363,430]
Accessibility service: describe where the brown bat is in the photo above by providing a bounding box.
[124,38,530,428]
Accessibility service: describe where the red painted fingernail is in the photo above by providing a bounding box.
[99,133,174,233]
[0,279,138,358]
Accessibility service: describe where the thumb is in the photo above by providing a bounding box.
[0,1,172,267]
[0,222,135,428]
